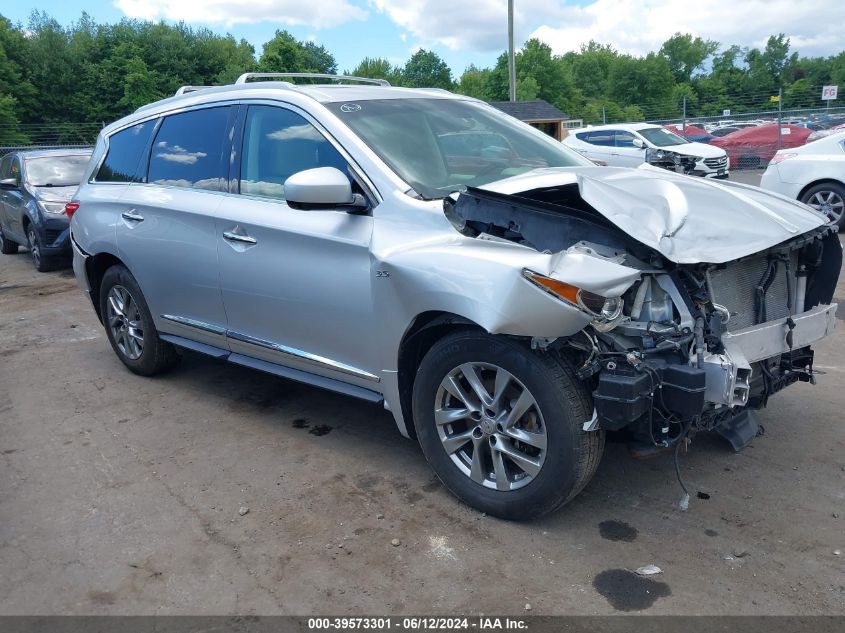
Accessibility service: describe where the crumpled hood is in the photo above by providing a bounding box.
[480,166,828,264]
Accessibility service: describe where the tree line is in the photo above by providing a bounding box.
[2,11,845,144]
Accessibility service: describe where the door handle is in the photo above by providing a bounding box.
[121,210,144,222]
[222,231,257,245]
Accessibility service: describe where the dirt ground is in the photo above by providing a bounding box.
[1,231,843,616]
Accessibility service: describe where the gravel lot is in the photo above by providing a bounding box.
[1,219,843,615]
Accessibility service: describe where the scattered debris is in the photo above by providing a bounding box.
[697,491,711,500]
[308,424,333,436]
[238,506,249,516]
[524,603,532,611]
[834,550,841,556]
[833,513,839,519]
[733,549,749,558]
[376,513,385,520]
[391,538,401,547]
[634,564,663,576]
[678,493,690,512]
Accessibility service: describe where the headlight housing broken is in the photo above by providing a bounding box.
[522,269,624,327]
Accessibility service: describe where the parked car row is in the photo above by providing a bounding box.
[709,123,813,169]
[562,123,730,177]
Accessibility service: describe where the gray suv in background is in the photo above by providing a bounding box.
[0,148,92,271]
[70,74,839,519]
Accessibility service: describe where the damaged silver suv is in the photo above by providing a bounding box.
[70,74,840,519]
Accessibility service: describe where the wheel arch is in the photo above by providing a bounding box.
[86,251,128,323]
[797,178,845,201]
[396,310,485,441]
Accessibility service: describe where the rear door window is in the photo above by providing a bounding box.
[614,131,637,148]
[239,105,348,201]
[579,131,614,146]
[147,107,230,191]
[96,121,156,183]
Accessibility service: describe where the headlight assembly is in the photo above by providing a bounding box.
[38,201,68,215]
[522,269,624,328]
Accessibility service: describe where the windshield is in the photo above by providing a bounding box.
[636,127,688,147]
[326,98,592,199]
[25,155,90,187]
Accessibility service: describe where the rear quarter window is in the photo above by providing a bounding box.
[95,121,156,183]
[147,107,230,191]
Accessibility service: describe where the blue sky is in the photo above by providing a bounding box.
[4,1,843,78]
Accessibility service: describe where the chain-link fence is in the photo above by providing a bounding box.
[0,122,102,157]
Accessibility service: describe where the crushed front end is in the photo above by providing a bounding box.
[451,173,841,454]
[586,225,840,451]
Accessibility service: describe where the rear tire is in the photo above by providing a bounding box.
[99,265,181,376]
[0,226,18,254]
[412,331,604,520]
[801,182,845,228]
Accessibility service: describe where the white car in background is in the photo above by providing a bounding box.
[760,131,845,227]
[563,123,729,178]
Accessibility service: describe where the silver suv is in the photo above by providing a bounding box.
[70,74,840,519]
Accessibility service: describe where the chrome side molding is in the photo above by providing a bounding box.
[161,314,227,336]
[227,330,380,383]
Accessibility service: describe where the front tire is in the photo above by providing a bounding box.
[801,182,845,227]
[412,331,604,520]
[99,265,180,376]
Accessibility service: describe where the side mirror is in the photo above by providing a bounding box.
[632,138,645,149]
[283,167,366,211]
[0,177,19,189]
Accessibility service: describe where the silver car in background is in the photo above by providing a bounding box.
[70,74,840,519]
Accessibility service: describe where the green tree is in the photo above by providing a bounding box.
[259,30,336,74]
[0,94,28,144]
[515,76,539,101]
[400,49,453,89]
[659,33,719,84]
[349,57,399,84]
[456,65,493,100]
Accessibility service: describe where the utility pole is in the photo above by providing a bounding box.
[682,96,687,132]
[602,106,606,124]
[777,87,783,152]
[508,0,516,101]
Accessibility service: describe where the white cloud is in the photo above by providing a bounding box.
[113,0,368,29]
[371,0,586,51]
[529,0,845,58]
[372,0,845,59]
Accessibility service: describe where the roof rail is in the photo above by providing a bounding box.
[235,72,390,87]
[174,86,214,96]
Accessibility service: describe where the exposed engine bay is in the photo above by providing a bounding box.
[446,179,841,453]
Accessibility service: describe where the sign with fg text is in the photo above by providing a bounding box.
[822,85,838,100]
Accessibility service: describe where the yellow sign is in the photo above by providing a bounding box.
[770,95,780,102]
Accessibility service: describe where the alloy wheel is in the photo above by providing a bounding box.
[434,362,547,491]
[807,190,845,223]
[106,285,144,360]
[27,228,40,268]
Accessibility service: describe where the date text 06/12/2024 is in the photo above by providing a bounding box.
[308,617,529,630]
